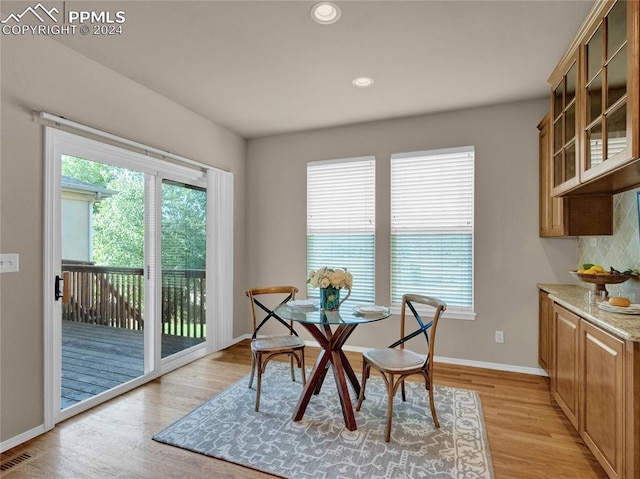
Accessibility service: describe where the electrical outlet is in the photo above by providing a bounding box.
[495,331,504,344]
[0,253,19,273]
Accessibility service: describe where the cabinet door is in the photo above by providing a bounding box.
[539,115,565,237]
[581,0,639,183]
[552,304,580,429]
[538,290,552,373]
[550,49,581,196]
[579,319,624,479]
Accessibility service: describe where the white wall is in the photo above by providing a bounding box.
[246,98,578,370]
[0,34,247,443]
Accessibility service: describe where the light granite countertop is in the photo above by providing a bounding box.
[538,283,640,342]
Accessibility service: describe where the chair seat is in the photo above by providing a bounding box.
[363,348,426,373]
[252,335,305,353]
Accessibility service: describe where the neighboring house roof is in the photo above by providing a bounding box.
[61,176,117,200]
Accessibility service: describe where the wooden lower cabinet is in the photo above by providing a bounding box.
[625,341,640,479]
[538,290,552,373]
[552,304,580,428]
[549,301,640,479]
[579,320,624,479]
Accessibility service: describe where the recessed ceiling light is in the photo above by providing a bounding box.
[352,77,374,88]
[310,2,341,25]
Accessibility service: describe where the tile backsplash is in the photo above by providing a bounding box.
[577,187,640,302]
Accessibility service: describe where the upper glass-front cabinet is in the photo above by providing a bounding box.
[551,54,579,191]
[549,0,639,196]
[584,0,627,172]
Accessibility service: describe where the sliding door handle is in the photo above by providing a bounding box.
[55,275,64,301]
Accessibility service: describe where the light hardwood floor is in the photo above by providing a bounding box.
[1,340,607,478]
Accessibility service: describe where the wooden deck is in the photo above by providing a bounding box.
[62,321,204,408]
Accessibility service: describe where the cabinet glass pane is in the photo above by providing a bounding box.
[566,63,576,103]
[554,118,563,152]
[607,0,627,60]
[607,45,626,108]
[587,73,603,123]
[565,143,576,180]
[553,153,563,187]
[566,103,576,142]
[554,83,564,119]
[587,123,604,168]
[587,25,603,81]
[606,104,627,159]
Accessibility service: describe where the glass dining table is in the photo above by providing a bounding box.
[275,302,391,431]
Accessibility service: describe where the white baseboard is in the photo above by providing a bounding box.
[432,355,548,377]
[229,334,251,346]
[304,340,548,377]
[1,424,47,453]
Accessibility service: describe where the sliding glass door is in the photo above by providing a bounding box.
[60,155,148,410]
[45,128,217,424]
[161,180,207,358]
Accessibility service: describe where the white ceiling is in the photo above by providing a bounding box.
[50,0,596,139]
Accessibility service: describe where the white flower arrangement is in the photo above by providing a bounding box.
[307,267,353,289]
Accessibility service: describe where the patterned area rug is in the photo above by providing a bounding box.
[153,362,494,478]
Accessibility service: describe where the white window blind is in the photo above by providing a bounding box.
[307,157,375,307]
[391,146,474,310]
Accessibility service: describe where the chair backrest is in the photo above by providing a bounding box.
[391,294,446,365]
[244,286,298,338]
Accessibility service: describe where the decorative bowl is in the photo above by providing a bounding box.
[571,271,634,297]
[573,272,633,285]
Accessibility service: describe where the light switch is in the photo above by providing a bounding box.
[0,253,19,273]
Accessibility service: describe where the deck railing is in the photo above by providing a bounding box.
[161,269,206,339]
[62,262,206,338]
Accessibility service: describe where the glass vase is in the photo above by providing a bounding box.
[320,286,341,311]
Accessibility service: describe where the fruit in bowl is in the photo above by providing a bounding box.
[577,264,609,275]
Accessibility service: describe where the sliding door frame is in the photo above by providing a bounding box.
[43,127,233,429]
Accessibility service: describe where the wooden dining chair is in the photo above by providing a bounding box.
[356,294,446,442]
[244,286,306,412]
